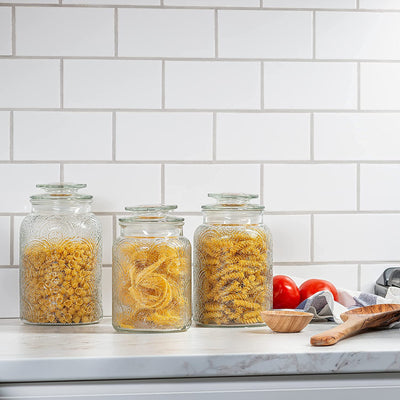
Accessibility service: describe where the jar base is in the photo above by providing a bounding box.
[195,321,266,328]
[112,324,191,333]
[21,318,102,326]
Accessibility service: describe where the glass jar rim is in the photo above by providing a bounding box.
[202,192,264,211]
[119,216,184,226]
[30,183,93,202]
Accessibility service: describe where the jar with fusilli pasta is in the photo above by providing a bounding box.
[193,193,272,327]
[20,183,103,325]
[112,205,191,332]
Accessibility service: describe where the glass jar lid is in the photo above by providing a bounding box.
[30,183,93,202]
[120,204,184,225]
[201,193,264,211]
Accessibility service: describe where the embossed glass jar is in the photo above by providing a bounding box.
[112,205,191,333]
[193,193,273,327]
[20,184,102,325]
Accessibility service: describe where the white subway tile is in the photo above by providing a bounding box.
[165,61,260,109]
[116,112,213,161]
[316,12,400,60]
[102,266,112,317]
[0,217,10,265]
[64,0,159,4]
[64,60,161,109]
[165,164,260,212]
[274,265,358,291]
[360,164,400,211]
[314,214,400,261]
[16,7,114,57]
[165,0,259,6]
[219,11,312,59]
[264,215,311,262]
[361,63,400,110]
[119,9,214,58]
[181,215,203,243]
[64,164,161,212]
[98,216,113,265]
[0,60,60,108]
[0,165,59,213]
[0,269,19,318]
[263,0,356,8]
[315,113,400,160]
[263,164,357,211]
[360,264,396,294]
[216,113,310,160]
[0,112,10,160]
[0,8,12,55]
[360,0,400,9]
[14,112,112,161]
[264,62,357,110]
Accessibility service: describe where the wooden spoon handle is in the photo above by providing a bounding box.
[310,319,365,346]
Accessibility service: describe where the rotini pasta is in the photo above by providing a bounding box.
[113,239,191,331]
[194,225,272,326]
[21,238,101,324]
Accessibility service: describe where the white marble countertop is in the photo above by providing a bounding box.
[0,318,399,383]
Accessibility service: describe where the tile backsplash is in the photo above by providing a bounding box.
[0,0,399,317]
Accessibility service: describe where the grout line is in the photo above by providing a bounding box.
[112,112,116,161]
[9,216,14,267]
[312,11,316,59]
[260,0,263,7]
[310,214,314,262]
[60,59,64,109]
[161,164,165,204]
[3,56,400,62]
[114,8,118,57]
[60,163,64,183]
[357,62,361,110]
[0,160,400,165]
[260,164,264,203]
[212,112,216,161]
[260,62,264,109]
[357,0,360,9]
[310,113,314,160]
[214,9,218,58]
[161,60,165,109]
[161,0,164,5]
[357,163,361,210]
[357,264,361,291]
[9,111,13,161]
[11,6,15,56]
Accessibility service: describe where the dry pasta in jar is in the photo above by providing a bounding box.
[193,193,272,327]
[112,205,191,332]
[19,183,102,325]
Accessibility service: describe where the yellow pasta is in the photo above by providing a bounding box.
[21,238,101,324]
[113,239,191,331]
[194,226,272,326]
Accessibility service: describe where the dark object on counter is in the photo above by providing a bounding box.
[375,267,400,297]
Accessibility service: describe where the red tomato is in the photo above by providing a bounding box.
[273,275,301,309]
[299,279,339,302]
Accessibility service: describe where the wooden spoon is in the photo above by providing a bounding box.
[310,303,400,346]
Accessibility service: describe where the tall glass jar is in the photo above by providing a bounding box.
[193,193,272,327]
[112,205,191,333]
[20,184,102,325]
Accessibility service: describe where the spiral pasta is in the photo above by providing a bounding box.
[113,239,191,331]
[21,238,101,324]
[194,226,272,326]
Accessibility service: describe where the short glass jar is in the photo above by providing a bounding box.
[193,193,272,327]
[112,205,191,333]
[19,183,103,325]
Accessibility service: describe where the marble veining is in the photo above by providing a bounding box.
[0,318,400,382]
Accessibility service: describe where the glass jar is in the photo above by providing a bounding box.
[193,193,272,327]
[112,205,191,333]
[20,183,103,325]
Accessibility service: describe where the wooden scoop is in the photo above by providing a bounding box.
[310,303,400,346]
